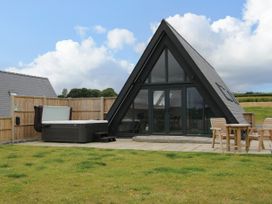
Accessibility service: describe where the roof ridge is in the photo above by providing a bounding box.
[0,70,48,80]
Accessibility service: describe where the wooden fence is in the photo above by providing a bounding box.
[0,96,116,143]
[0,117,12,143]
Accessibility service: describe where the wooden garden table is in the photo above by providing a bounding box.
[225,123,250,151]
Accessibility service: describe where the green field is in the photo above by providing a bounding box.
[0,145,272,203]
[235,93,272,102]
[244,106,272,124]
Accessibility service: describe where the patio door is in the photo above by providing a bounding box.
[152,90,166,133]
[152,89,183,134]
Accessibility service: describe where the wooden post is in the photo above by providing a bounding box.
[43,96,47,106]
[100,97,104,120]
[68,98,72,119]
[10,95,15,143]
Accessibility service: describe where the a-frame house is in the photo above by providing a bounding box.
[106,19,246,137]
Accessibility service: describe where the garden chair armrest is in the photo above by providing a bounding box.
[210,127,222,131]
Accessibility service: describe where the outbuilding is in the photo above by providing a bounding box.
[0,71,56,116]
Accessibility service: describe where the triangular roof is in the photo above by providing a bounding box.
[0,71,56,116]
[107,19,246,133]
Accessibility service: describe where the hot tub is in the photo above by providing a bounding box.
[34,105,109,143]
[42,120,108,143]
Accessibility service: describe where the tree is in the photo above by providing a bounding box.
[101,88,117,97]
[66,87,117,98]
[89,89,101,97]
[67,88,82,98]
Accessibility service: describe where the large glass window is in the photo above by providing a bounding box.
[153,90,165,132]
[134,89,149,133]
[117,105,134,133]
[117,47,214,136]
[118,89,149,134]
[168,51,185,83]
[187,87,204,134]
[150,50,166,83]
[169,90,182,133]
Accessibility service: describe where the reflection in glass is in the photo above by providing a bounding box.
[134,89,149,133]
[187,87,204,134]
[117,104,134,133]
[117,89,149,134]
[169,90,182,133]
[168,51,185,83]
[151,50,166,83]
[153,90,165,132]
[204,104,213,134]
[144,77,149,84]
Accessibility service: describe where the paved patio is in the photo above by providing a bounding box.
[17,136,272,154]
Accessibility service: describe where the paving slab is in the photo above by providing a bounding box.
[16,138,272,154]
[133,135,211,143]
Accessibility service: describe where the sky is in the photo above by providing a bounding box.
[0,0,271,94]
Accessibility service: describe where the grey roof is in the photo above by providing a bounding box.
[0,71,56,116]
[107,19,246,131]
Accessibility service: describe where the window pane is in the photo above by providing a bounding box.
[118,90,149,134]
[204,104,213,134]
[144,78,149,84]
[151,50,166,83]
[187,87,204,134]
[117,104,134,133]
[153,90,165,132]
[169,90,182,133]
[168,50,185,83]
[134,89,149,133]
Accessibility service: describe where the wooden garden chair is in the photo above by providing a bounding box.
[248,118,272,151]
[210,118,228,151]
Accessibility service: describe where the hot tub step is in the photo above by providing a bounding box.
[98,136,116,142]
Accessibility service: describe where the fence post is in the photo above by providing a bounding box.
[43,96,47,106]
[10,95,15,143]
[100,97,104,120]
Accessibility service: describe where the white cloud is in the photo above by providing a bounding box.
[164,0,272,92]
[4,0,272,96]
[107,28,136,50]
[74,26,89,38]
[134,42,146,54]
[93,25,107,34]
[6,38,134,94]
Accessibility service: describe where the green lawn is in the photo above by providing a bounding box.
[244,106,272,124]
[0,145,272,203]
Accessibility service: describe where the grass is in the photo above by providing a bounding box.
[244,106,272,124]
[0,145,272,203]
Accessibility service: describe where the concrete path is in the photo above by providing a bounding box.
[133,135,212,144]
[17,138,272,154]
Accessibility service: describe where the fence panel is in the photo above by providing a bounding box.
[0,117,12,143]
